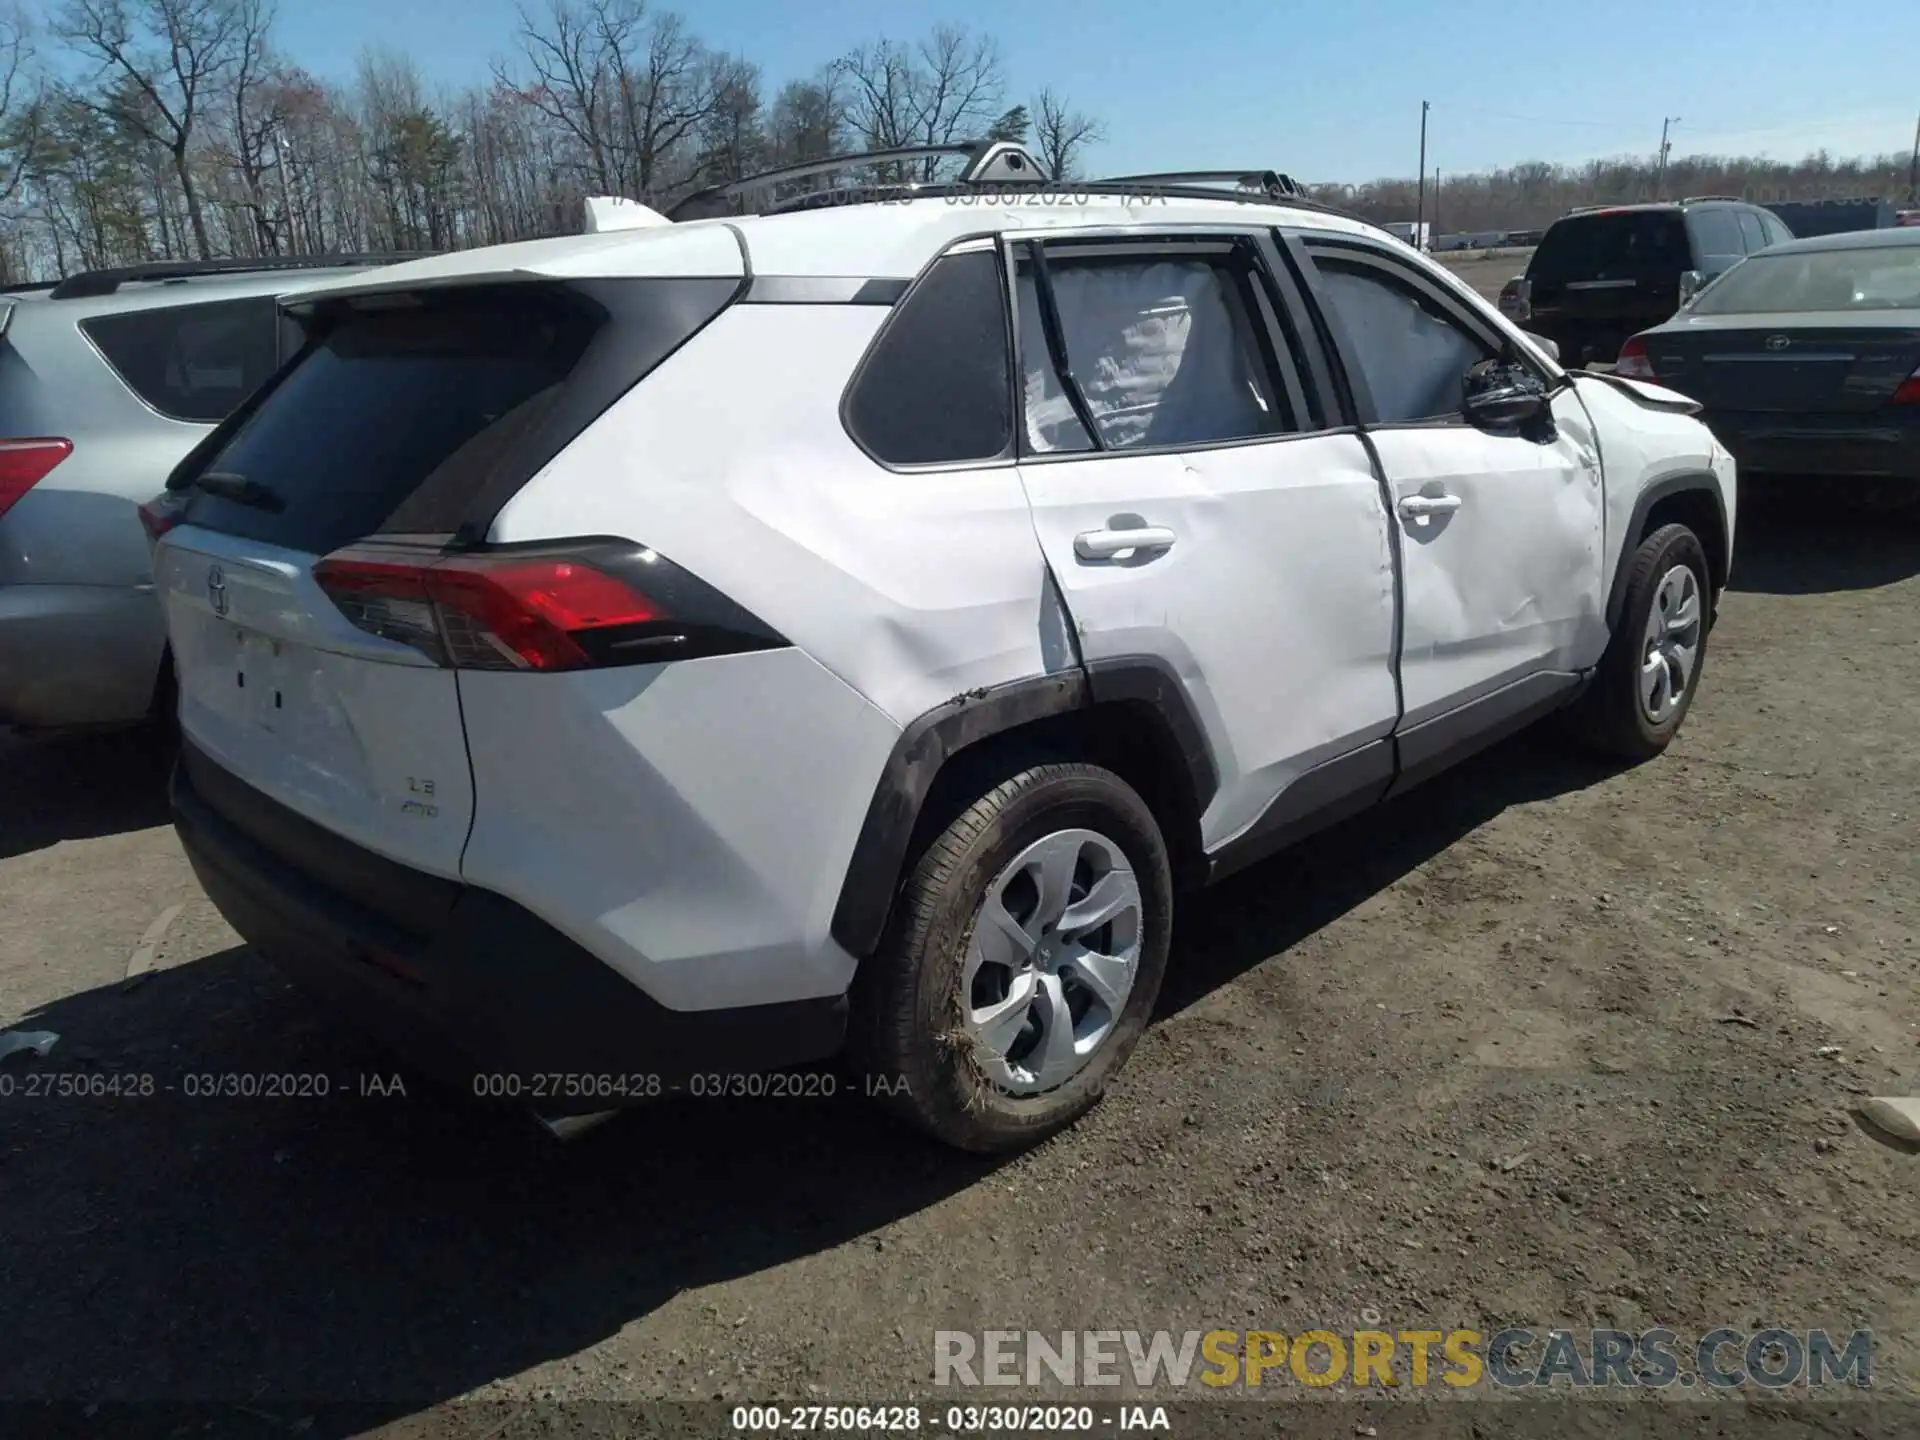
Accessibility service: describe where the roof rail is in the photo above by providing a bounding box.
[667,141,1048,222]
[1099,168,1306,200]
[1681,195,1744,204]
[46,251,432,301]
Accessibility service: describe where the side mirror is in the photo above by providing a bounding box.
[1522,331,1560,363]
[1462,359,1549,433]
[1678,269,1707,305]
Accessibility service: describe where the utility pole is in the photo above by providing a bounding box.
[1655,116,1681,200]
[1415,101,1429,246]
[1908,109,1919,206]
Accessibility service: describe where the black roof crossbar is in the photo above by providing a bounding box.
[668,140,1049,221]
[47,251,433,301]
[1100,168,1307,200]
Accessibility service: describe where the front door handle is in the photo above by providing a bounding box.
[1074,526,1178,560]
[1397,493,1463,525]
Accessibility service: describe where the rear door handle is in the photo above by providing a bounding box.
[1397,493,1462,525]
[1073,526,1177,560]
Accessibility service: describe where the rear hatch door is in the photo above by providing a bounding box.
[1528,210,1690,356]
[157,283,632,877]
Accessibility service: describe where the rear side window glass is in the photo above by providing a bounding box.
[1313,258,1494,424]
[1763,213,1795,247]
[81,296,280,423]
[1531,212,1689,280]
[1016,250,1289,453]
[1690,210,1743,264]
[844,250,1011,466]
[1736,212,1770,253]
[179,288,601,553]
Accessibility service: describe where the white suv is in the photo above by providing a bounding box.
[152,147,1735,1152]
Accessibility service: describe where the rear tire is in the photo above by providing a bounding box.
[1567,523,1712,760]
[849,763,1173,1154]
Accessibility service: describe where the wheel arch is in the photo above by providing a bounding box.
[829,658,1217,959]
[1606,474,1730,634]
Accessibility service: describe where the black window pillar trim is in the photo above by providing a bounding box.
[829,657,1219,959]
[1022,240,1107,452]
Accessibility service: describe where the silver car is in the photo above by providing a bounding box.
[0,255,404,731]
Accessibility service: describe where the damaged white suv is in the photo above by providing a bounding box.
[151,145,1735,1152]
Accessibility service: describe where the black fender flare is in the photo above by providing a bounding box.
[829,657,1217,959]
[1604,473,1731,634]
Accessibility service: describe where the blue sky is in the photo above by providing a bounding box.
[254,0,1916,182]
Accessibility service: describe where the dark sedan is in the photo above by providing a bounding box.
[1616,227,1920,484]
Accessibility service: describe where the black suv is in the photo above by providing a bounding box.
[1500,198,1793,369]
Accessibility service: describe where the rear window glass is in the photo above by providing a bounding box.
[1690,247,1920,315]
[1530,212,1690,280]
[178,289,602,553]
[81,296,280,423]
[844,249,1012,466]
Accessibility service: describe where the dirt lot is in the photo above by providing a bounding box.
[1436,246,1533,302]
[2,490,1917,1433]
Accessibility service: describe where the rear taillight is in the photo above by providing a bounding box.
[139,493,187,542]
[1615,335,1657,381]
[0,438,72,519]
[1892,369,1920,406]
[313,541,783,672]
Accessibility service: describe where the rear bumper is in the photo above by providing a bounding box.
[1703,411,1920,481]
[0,583,167,729]
[171,742,848,1111]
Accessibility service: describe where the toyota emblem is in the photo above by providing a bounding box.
[207,564,228,617]
[1765,334,1791,352]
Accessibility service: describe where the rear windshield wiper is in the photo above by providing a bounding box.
[190,471,285,513]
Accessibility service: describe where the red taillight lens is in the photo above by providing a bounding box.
[1892,370,1920,406]
[1615,335,1657,381]
[315,549,665,671]
[139,494,186,541]
[0,437,72,519]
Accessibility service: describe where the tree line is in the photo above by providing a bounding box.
[1315,150,1919,237]
[0,0,1105,281]
[0,0,1908,281]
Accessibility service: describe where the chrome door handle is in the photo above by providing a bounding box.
[1073,526,1178,560]
[1397,493,1462,525]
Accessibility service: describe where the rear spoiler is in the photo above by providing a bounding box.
[1576,369,1702,415]
[582,196,670,233]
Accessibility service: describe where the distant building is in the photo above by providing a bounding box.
[1764,198,1898,239]
[1380,221,1431,251]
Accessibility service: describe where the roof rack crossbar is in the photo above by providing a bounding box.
[46,251,434,301]
[1100,168,1305,199]
[1681,195,1744,204]
[667,140,1049,221]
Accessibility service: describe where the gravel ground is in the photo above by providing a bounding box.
[1,488,1916,1436]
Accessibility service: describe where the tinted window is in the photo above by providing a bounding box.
[82,296,280,423]
[1015,248,1287,453]
[1690,210,1743,265]
[1763,213,1795,247]
[1735,212,1770,254]
[1314,259,1494,424]
[1531,212,1689,281]
[845,250,1011,465]
[179,288,601,552]
[1690,246,1920,315]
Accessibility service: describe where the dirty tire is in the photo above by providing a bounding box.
[1568,522,1712,760]
[849,763,1173,1154]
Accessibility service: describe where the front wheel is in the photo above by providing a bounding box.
[1567,522,1712,760]
[849,762,1174,1153]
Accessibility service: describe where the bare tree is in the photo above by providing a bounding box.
[498,0,626,194]
[58,0,247,258]
[837,25,1002,179]
[0,5,43,210]
[1033,87,1101,180]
